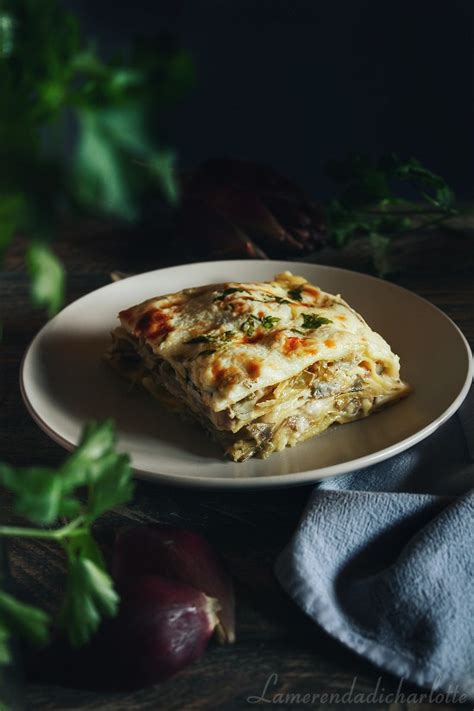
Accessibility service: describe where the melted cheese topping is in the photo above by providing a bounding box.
[117,272,403,413]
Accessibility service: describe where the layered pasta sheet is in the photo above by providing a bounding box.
[106,272,410,461]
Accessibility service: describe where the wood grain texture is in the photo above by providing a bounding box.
[1,224,473,710]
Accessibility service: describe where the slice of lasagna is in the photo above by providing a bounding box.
[105,272,410,461]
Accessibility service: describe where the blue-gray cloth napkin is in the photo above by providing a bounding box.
[275,384,474,698]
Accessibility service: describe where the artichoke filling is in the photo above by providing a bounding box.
[105,327,406,462]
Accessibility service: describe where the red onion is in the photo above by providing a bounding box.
[99,576,219,687]
[112,525,235,644]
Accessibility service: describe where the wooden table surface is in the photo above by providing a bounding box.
[1,223,473,710]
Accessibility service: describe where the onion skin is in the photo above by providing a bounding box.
[112,525,236,644]
[99,576,220,688]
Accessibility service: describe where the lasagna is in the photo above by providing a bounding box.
[105,272,410,461]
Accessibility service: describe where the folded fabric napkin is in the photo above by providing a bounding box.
[275,383,474,698]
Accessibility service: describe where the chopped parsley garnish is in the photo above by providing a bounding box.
[231,292,290,305]
[261,315,281,329]
[291,328,305,335]
[288,287,303,301]
[241,314,280,335]
[301,314,332,330]
[187,330,235,351]
[259,294,290,305]
[0,420,134,657]
[241,315,258,336]
[213,287,247,301]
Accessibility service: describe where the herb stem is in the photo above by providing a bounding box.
[0,516,86,541]
[0,526,55,539]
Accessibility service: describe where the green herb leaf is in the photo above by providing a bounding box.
[288,288,303,301]
[301,314,332,330]
[213,287,246,301]
[60,551,118,647]
[61,420,118,489]
[260,315,280,329]
[0,420,132,526]
[0,465,64,526]
[240,315,258,336]
[196,349,216,358]
[74,104,180,217]
[0,590,50,650]
[74,107,139,222]
[325,154,457,276]
[188,330,234,351]
[0,8,15,59]
[186,334,215,344]
[369,232,391,278]
[26,241,65,317]
[147,149,179,205]
[0,620,11,665]
[0,419,133,662]
[241,313,281,335]
[86,452,133,522]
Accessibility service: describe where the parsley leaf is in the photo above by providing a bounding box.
[260,315,280,329]
[0,419,134,662]
[288,288,303,301]
[188,330,234,349]
[60,549,119,647]
[0,465,65,526]
[213,287,247,301]
[241,314,281,335]
[0,590,50,659]
[325,153,458,275]
[26,242,65,318]
[0,620,11,665]
[86,452,133,522]
[241,315,258,336]
[0,2,194,316]
[61,419,125,495]
[369,232,391,278]
[301,314,332,330]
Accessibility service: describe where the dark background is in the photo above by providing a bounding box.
[66,0,474,199]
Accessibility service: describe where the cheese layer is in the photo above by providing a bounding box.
[117,272,403,413]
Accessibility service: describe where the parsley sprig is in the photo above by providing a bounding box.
[324,154,459,276]
[240,314,280,336]
[301,314,332,330]
[0,420,134,663]
[186,330,234,346]
[0,0,194,316]
[213,287,249,301]
[287,288,303,302]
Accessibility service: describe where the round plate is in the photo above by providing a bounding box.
[21,260,472,489]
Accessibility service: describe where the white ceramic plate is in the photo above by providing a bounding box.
[21,260,472,489]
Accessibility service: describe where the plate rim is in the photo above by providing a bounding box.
[20,259,473,489]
